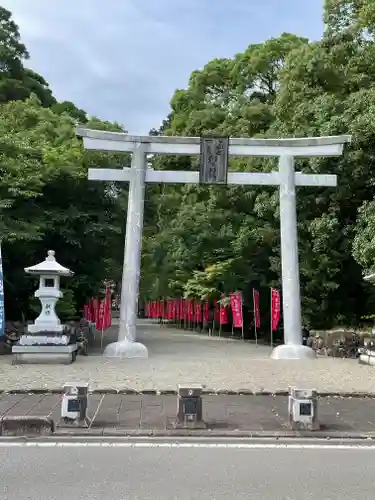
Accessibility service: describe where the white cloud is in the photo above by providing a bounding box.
[1,0,324,133]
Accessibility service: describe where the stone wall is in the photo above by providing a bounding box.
[307,328,371,358]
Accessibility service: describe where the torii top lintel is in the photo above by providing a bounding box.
[77,128,351,158]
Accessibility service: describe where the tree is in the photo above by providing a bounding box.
[0,5,28,75]
[267,1,375,326]
[0,6,56,106]
[0,95,129,319]
[141,11,375,332]
[324,0,375,35]
[52,101,88,123]
[141,34,306,330]
[0,6,131,321]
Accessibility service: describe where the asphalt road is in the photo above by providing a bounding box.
[1,439,375,499]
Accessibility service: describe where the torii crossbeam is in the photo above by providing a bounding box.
[77,128,351,360]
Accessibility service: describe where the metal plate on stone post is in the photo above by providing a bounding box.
[175,384,205,429]
[61,382,90,427]
[288,387,319,431]
[199,137,229,185]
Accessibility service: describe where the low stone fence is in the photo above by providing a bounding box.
[0,318,94,356]
[307,328,371,358]
[0,321,26,354]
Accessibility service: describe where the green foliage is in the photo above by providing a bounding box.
[324,0,375,35]
[353,201,375,272]
[0,7,128,320]
[56,289,77,319]
[0,7,56,106]
[0,96,129,319]
[4,2,375,334]
[51,101,88,123]
[141,3,375,331]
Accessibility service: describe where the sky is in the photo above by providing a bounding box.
[2,0,325,134]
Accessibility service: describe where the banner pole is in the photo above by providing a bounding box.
[0,241,5,342]
[270,288,273,349]
[179,298,184,330]
[212,302,216,336]
[100,296,106,350]
[253,289,258,346]
[241,294,244,340]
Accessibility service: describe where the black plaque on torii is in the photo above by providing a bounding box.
[199,136,229,185]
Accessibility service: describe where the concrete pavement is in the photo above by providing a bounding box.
[2,392,375,437]
[1,439,375,499]
[1,320,375,394]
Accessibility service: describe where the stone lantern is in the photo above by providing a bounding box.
[12,250,78,364]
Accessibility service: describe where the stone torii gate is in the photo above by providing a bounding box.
[77,128,351,360]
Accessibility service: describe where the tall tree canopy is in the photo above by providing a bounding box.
[140,1,375,331]
[3,2,375,332]
[0,7,128,319]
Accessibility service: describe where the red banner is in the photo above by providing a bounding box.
[104,286,112,328]
[166,300,172,320]
[92,298,99,324]
[271,288,281,331]
[96,299,105,330]
[175,299,180,320]
[188,299,194,321]
[214,300,220,323]
[154,301,158,318]
[195,302,202,322]
[170,299,174,320]
[180,298,185,320]
[203,301,209,322]
[230,292,243,328]
[253,289,260,329]
[157,300,162,318]
[158,300,164,319]
[219,300,229,325]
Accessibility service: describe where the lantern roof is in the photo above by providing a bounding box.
[25,250,74,277]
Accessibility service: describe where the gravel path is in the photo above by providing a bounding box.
[0,321,373,394]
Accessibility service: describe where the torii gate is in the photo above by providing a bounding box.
[77,128,350,360]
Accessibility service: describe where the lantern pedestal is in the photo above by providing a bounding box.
[12,344,78,364]
[12,251,77,365]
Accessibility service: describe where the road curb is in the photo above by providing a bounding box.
[0,416,54,436]
[1,389,375,398]
[53,427,375,439]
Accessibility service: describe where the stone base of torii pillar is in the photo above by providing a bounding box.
[104,340,148,359]
[270,344,316,360]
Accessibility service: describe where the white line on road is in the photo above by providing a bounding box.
[0,441,375,450]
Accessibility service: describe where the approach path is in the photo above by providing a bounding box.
[0,320,372,394]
